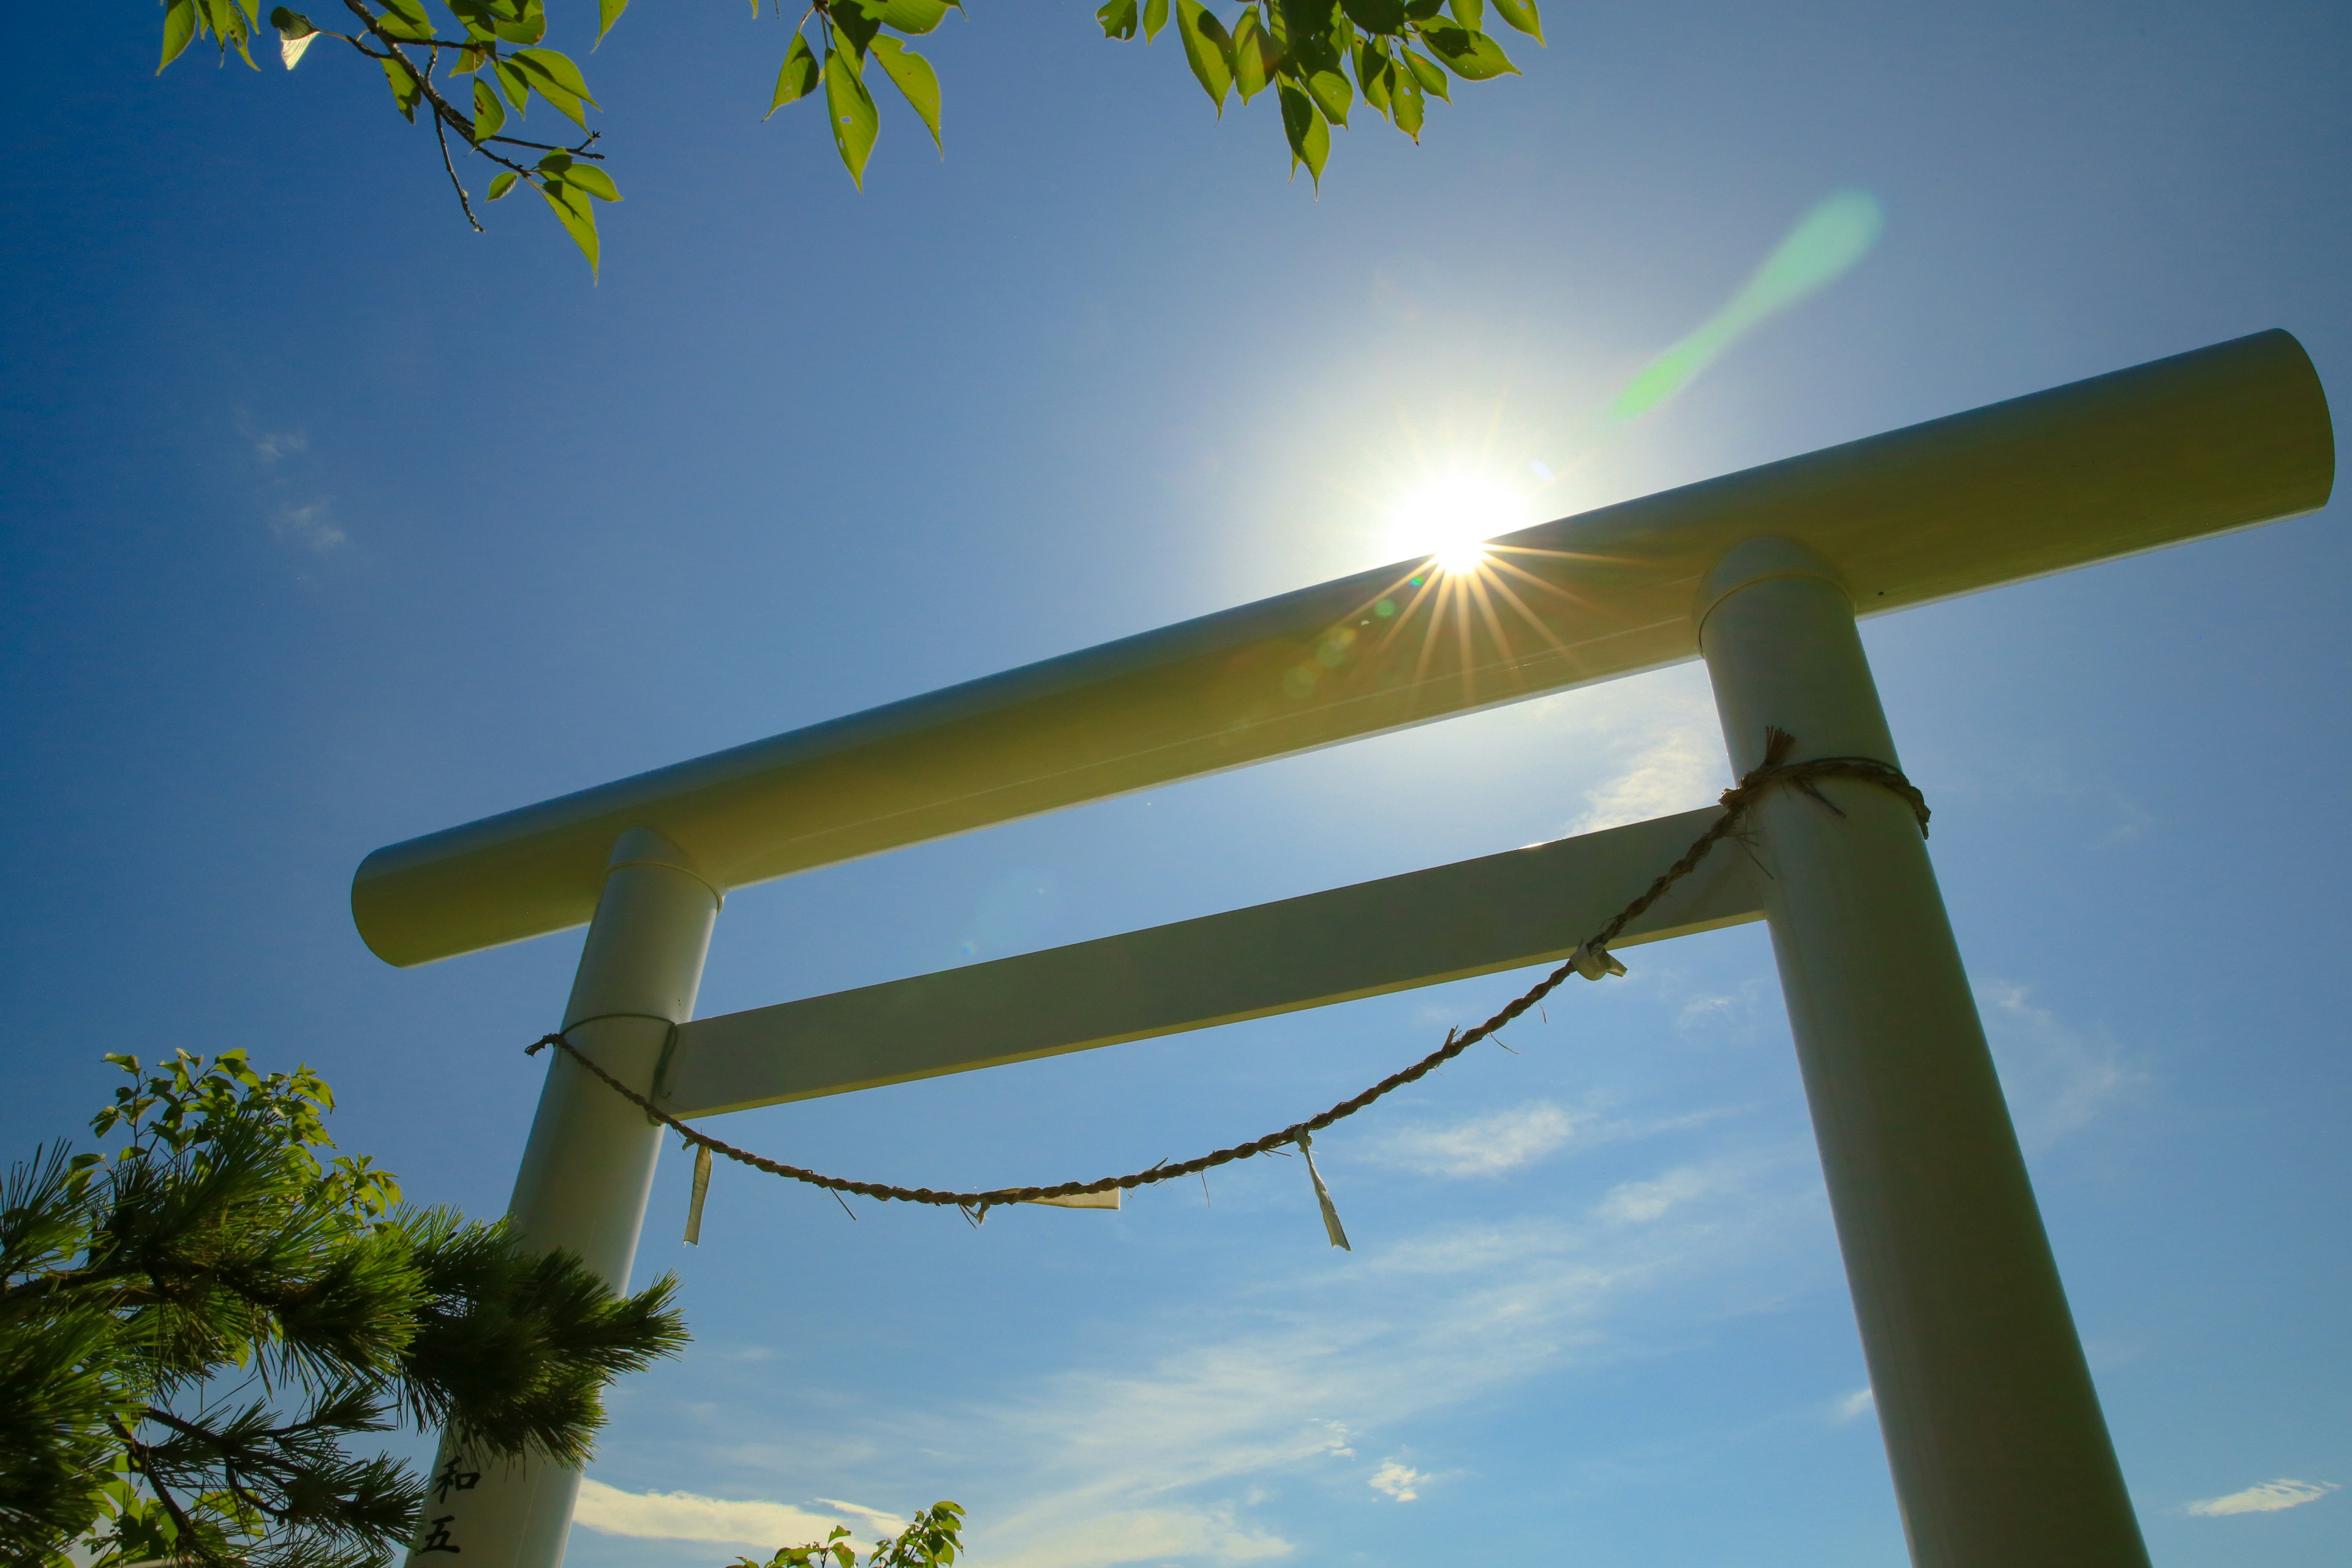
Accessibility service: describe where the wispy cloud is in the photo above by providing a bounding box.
[1975,981,2143,1147]
[1362,1101,1589,1177]
[1591,1164,1721,1224]
[1368,1460,1425,1502]
[235,412,344,553]
[905,1150,1811,1568]
[1360,1101,1738,1182]
[976,1508,1292,1568]
[1830,1387,1874,1425]
[1548,673,1726,838]
[1674,977,1772,1038]
[2185,1479,2337,1517]
[575,1479,898,1550]
[249,427,307,464]
[1567,723,1722,836]
[270,501,345,553]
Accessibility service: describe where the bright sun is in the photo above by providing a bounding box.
[1387,473,1526,575]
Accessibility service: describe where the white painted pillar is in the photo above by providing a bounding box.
[1697,539,2147,1568]
[406,827,718,1567]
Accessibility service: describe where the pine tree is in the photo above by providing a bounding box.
[0,1050,687,1567]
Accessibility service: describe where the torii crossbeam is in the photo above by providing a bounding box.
[364,330,2334,1568]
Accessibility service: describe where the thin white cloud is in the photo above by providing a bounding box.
[573,1478,897,1550]
[813,1498,908,1538]
[1831,1387,1874,1425]
[1361,1101,1740,1182]
[2185,1479,2337,1517]
[1592,1164,1717,1224]
[978,1508,1292,1568]
[239,417,307,464]
[271,501,345,553]
[1364,1101,1589,1177]
[1558,678,1725,837]
[1368,1460,1425,1502]
[1974,981,2143,1147]
[910,1150,1811,1568]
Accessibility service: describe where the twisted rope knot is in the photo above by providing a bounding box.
[1719,725,1930,837]
[522,728,1928,1218]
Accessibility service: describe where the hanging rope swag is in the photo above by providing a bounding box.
[527,729,1930,1242]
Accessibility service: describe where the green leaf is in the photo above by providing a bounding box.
[492,0,546,45]
[869,0,951,32]
[870,36,942,153]
[1174,0,1232,112]
[1278,80,1329,187]
[535,80,590,127]
[1307,65,1350,121]
[159,0,198,72]
[1096,0,1137,39]
[538,176,600,276]
[1389,53,1423,135]
[767,31,820,115]
[471,75,507,139]
[1292,36,1349,123]
[561,164,621,200]
[1355,40,1391,119]
[513,47,598,106]
[380,55,423,120]
[1232,6,1277,100]
[267,6,314,37]
[511,48,592,129]
[488,170,519,199]
[1402,44,1447,96]
[375,0,434,42]
[1487,0,1538,40]
[1340,0,1404,32]
[1142,0,1169,42]
[830,0,881,58]
[1446,0,1480,29]
[595,0,627,45]
[1279,0,1336,48]
[197,0,262,70]
[1416,23,1513,78]
[823,43,880,187]
[492,56,531,108]
[445,0,499,40]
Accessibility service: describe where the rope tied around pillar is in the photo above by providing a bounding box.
[524,728,1929,1228]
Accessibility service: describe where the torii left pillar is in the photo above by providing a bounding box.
[405,827,718,1567]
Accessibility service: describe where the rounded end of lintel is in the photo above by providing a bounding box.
[1695,538,1852,633]
[349,859,418,969]
[606,826,723,906]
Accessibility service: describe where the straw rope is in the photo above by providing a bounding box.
[526,728,1929,1223]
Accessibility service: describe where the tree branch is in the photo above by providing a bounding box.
[110,1414,211,1561]
[435,113,484,231]
[337,1,540,188]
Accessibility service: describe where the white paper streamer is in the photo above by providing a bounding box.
[1024,1189,1121,1210]
[1297,1133,1351,1251]
[1569,942,1628,981]
[683,1142,712,1244]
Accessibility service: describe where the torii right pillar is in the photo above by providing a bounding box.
[1698,538,2149,1567]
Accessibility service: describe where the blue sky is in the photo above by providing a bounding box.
[3,1,2348,1564]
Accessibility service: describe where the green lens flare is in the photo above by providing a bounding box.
[1609,188,1885,421]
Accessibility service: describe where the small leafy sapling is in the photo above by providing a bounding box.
[728,1501,969,1568]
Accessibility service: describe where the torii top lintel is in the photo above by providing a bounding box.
[353,330,2334,968]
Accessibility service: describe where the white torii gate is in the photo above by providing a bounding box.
[366,330,2334,1568]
